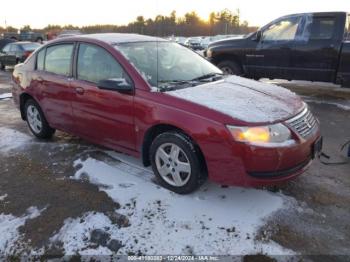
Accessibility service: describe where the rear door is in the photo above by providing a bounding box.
[36,43,76,132]
[70,42,136,151]
[290,13,342,82]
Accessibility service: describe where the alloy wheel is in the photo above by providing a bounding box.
[26,105,42,134]
[155,143,191,187]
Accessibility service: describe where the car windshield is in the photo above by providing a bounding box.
[115,41,222,90]
[21,43,41,51]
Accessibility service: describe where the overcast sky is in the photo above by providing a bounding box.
[2,0,350,29]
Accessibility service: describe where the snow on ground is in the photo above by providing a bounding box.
[262,79,341,88]
[0,194,8,201]
[0,207,42,255]
[0,93,12,100]
[58,151,294,256]
[302,96,350,111]
[0,127,33,153]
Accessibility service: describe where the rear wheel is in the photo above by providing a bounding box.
[150,131,206,194]
[24,99,55,139]
[217,60,243,76]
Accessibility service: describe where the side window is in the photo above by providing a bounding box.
[36,49,45,71]
[2,44,11,53]
[262,16,302,41]
[307,17,336,40]
[45,44,74,76]
[10,45,21,52]
[345,15,350,40]
[77,43,127,85]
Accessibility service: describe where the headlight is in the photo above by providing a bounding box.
[226,123,292,144]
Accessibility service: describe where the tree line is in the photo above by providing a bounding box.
[0,9,258,37]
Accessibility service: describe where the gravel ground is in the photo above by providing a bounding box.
[0,70,349,260]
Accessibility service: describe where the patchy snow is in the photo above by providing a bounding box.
[50,212,114,256]
[0,194,8,201]
[262,78,341,88]
[0,93,12,100]
[0,207,42,254]
[167,75,303,123]
[0,127,33,153]
[63,152,293,255]
[303,97,350,111]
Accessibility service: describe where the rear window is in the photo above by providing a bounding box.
[45,44,74,76]
[22,43,41,51]
[308,17,336,40]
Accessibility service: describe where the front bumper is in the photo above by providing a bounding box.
[202,114,321,187]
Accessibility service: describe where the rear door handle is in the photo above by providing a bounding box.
[75,87,85,95]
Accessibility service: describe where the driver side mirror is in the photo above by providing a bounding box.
[97,78,134,94]
[252,31,262,42]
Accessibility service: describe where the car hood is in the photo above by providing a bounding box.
[166,76,304,124]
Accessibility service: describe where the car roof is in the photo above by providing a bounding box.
[283,11,347,17]
[53,33,167,45]
[12,41,37,45]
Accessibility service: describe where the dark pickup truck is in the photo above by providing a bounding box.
[2,31,45,43]
[205,12,350,87]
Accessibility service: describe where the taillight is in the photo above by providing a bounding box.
[24,51,33,58]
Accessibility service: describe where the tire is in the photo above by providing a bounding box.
[217,60,243,76]
[150,131,206,194]
[24,99,55,139]
[0,61,5,70]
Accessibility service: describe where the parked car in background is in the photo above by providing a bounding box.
[0,38,15,51]
[200,37,214,50]
[0,42,41,69]
[205,12,350,87]
[57,30,82,38]
[12,33,321,194]
[174,36,187,46]
[185,37,203,50]
[3,31,45,43]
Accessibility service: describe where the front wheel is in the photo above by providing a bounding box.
[0,61,5,70]
[25,99,55,139]
[217,60,243,76]
[150,131,206,194]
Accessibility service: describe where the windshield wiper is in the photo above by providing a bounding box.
[190,73,224,82]
[157,80,193,91]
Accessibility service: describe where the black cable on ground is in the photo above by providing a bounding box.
[318,140,350,166]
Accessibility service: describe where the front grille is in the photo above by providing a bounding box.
[285,108,318,139]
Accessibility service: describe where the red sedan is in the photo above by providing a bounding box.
[12,33,322,194]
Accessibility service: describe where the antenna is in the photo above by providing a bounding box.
[156,0,159,90]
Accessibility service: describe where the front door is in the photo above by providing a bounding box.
[251,15,304,79]
[70,42,136,151]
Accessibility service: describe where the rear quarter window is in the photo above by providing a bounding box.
[45,44,74,76]
[36,49,45,70]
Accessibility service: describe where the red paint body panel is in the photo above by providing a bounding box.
[11,34,321,188]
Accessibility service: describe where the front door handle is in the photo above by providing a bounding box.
[75,87,85,95]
